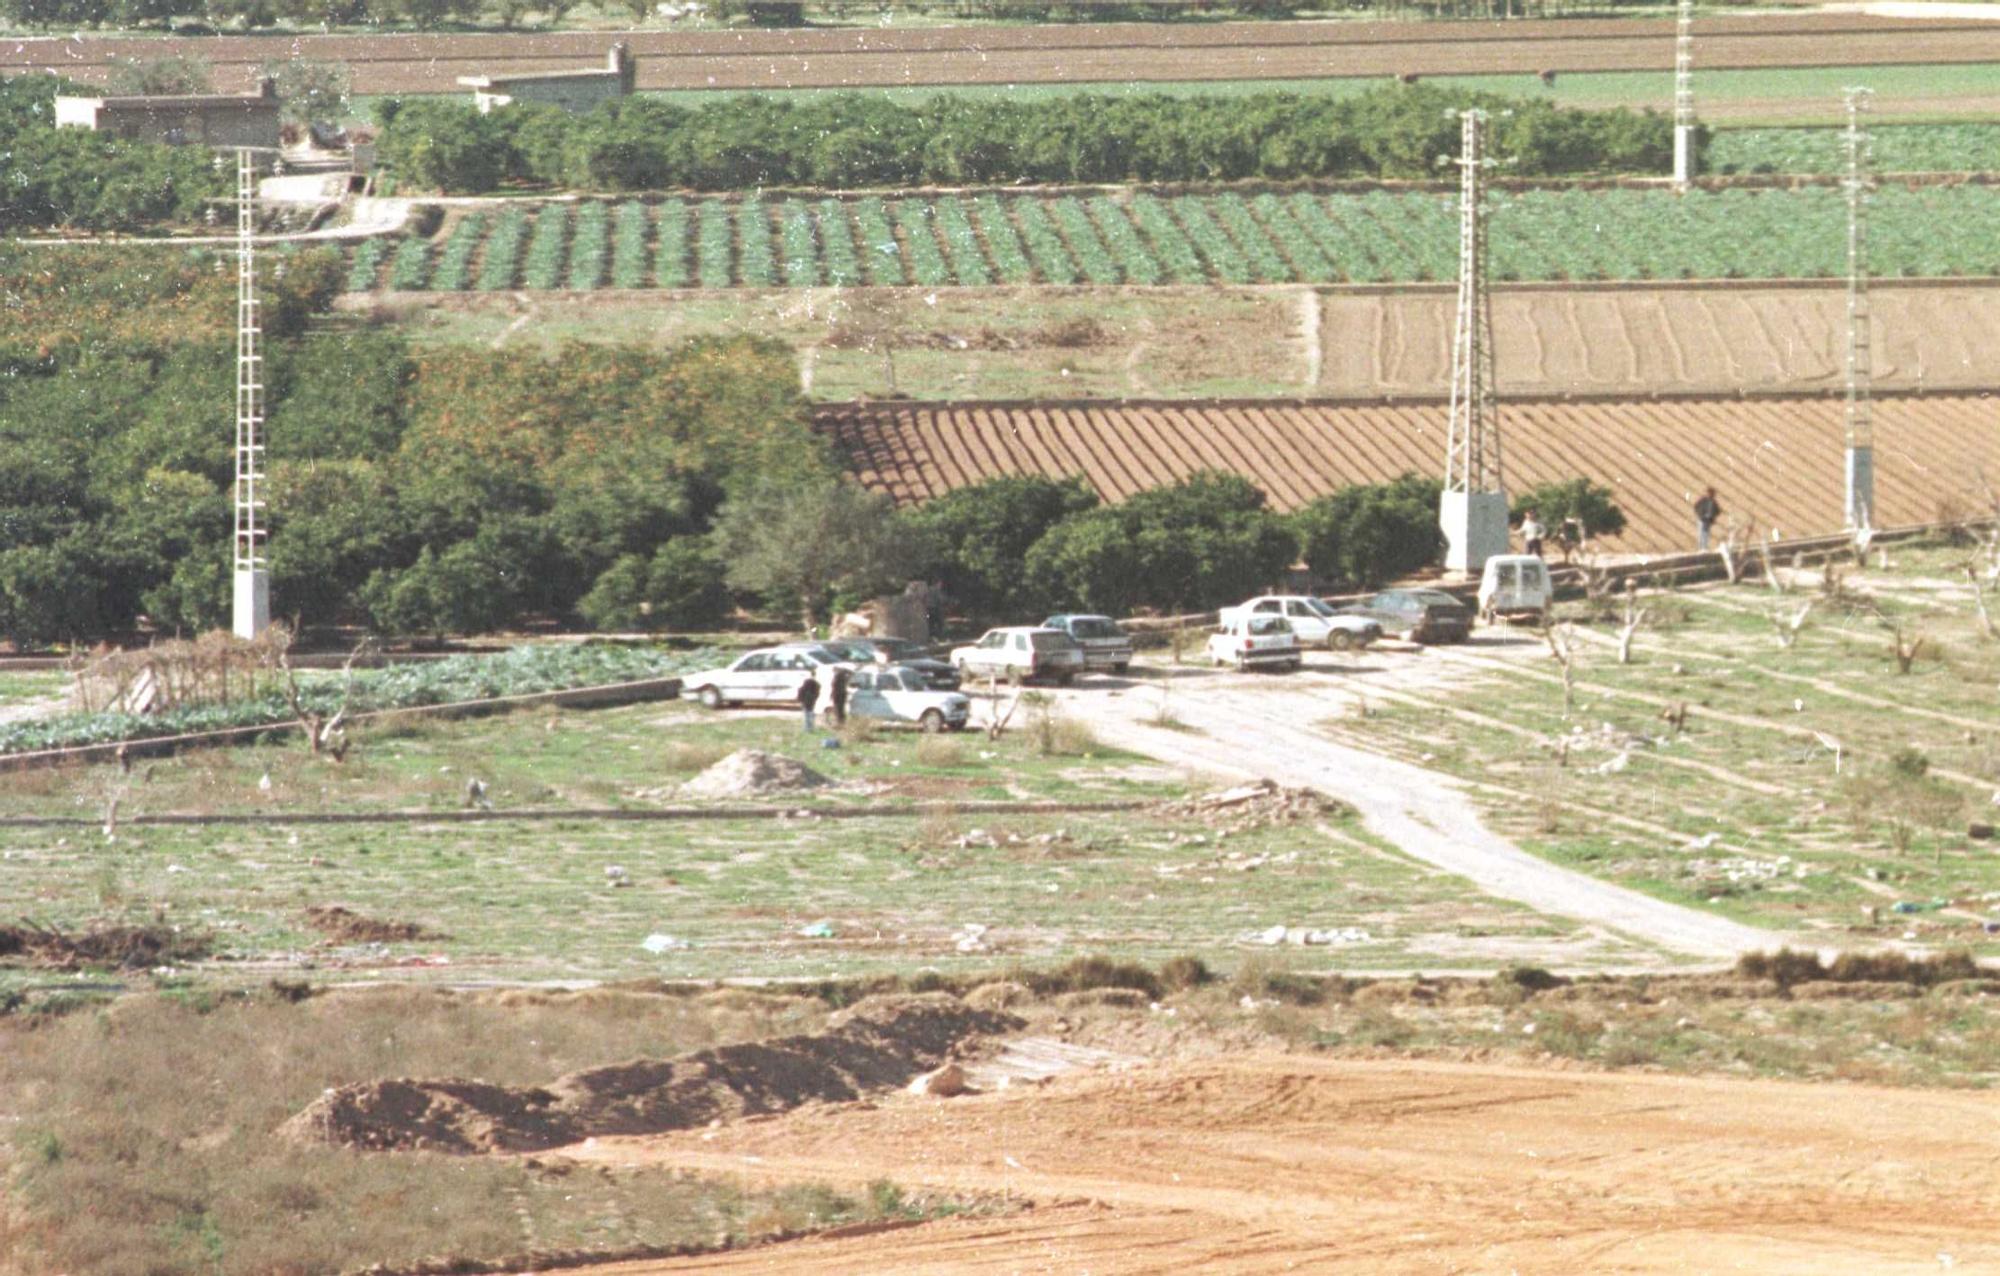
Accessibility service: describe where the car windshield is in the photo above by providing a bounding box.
[822,641,869,659]
[1298,598,1337,618]
[1067,617,1122,638]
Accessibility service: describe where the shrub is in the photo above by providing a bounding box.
[1293,474,1444,589]
[343,237,386,292]
[736,197,778,287]
[520,203,571,290]
[429,211,485,291]
[1511,477,1628,543]
[475,206,529,291]
[386,235,431,290]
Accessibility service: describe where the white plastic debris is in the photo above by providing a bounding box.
[641,933,689,953]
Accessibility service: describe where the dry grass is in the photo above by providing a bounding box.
[913,734,967,769]
[0,986,846,1276]
[659,740,734,774]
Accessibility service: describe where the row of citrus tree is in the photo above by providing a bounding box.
[375,84,1682,195]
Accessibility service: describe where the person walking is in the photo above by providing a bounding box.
[826,665,850,729]
[797,668,821,733]
[1519,508,1545,558]
[1694,487,1722,552]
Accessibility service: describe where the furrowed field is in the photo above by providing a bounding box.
[344,183,2000,294]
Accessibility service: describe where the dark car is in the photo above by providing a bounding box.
[822,637,962,690]
[1334,589,1473,644]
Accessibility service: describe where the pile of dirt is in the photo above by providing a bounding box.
[302,905,437,945]
[282,992,1021,1155]
[0,921,210,970]
[678,749,832,800]
[1152,780,1351,832]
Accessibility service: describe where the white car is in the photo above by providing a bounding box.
[1207,614,1301,671]
[681,645,847,709]
[1218,595,1381,651]
[848,665,971,732]
[1478,554,1554,624]
[950,626,1085,685]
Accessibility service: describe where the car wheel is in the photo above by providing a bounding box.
[1113,662,1129,674]
[1286,658,1301,672]
[698,685,723,710]
[1327,630,1354,652]
[1056,672,1074,687]
[918,709,945,734]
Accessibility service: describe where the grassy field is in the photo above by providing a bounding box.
[0,689,1647,995]
[1319,538,2000,955]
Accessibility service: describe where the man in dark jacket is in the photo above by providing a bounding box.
[828,666,850,728]
[1694,487,1722,552]
[797,669,821,733]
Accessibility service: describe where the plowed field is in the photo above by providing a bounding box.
[11,13,2000,95]
[553,1054,2000,1275]
[818,391,2000,551]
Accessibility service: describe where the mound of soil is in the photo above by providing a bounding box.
[302,905,436,945]
[678,749,831,800]
[1153,780,1350,831]
[283,992,1021,1155]
[0,921,210,970]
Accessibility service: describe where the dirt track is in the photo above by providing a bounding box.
[11,13,2000,95]
[554,1052,2000,1274]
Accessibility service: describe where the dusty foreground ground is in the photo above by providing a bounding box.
[558,1053,2000,1275]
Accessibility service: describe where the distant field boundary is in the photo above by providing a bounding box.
[0,798,1149,828]
[0,676,684,774]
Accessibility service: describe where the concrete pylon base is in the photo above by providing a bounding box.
[1845,445,1874,531]
[233,568,269,640]
[1441,490,1510,574]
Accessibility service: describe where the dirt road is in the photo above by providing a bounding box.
[1061,652,1789,959]
[556,1052,2000,1274]
[11,13,2000,95]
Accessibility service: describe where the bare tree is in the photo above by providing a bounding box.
[1716,519,1752,585]
[1965,567,1999,642]
[1884,620,1925,674]
[1771,599,1814,649]
[1542,622,1580,715]
[1758,531,1787,595]
[1616,585,1649,664]
[279,638,375,762]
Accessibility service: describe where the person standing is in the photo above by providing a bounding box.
[1694,487,1722,552]
[826,665,850,729]
[797,667,821,733]
[1519,508,1545,558]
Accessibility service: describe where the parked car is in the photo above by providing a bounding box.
[821,637,961,690]
[1477,554,1554,624]
[1333,589,1474,644]
[1041,614,1134,673]
[1206,613,1301,671]
[1218,594,1381,651]
[847,665,971,732]
[949,626,1086,685]
[681,645,847,709]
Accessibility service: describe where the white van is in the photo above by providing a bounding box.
[1477,554,1553,624]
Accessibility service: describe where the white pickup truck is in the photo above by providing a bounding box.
[1206,613,1301,671]
[1217,595,1382,651]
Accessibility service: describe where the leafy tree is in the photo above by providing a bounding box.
[1293,474,1444,589]
[1020,509,1142,617]
[577,540,730,631]
[709,479,922,630]
[106,55,213,95]
[1511,477,1628,543]
[907,474,1099,619]
[258,58,352,126]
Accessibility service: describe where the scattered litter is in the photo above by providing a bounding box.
[1245,924,1370,947]
[605,865,631,888]
[641,933,690,953]
[953,923,988,953]
[1152,780,1347,832]
[956,828,997,849]
[166,863,188,874]
[798,920,836,939]
[257,772,272,792]
[1891,899,1948,915]
[1685,833,1720,851]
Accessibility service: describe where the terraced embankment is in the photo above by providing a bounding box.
[11,12,2000,95]
[818,390,2000,552]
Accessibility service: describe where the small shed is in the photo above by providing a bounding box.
[54,78,281,148]
[457,43,637,114]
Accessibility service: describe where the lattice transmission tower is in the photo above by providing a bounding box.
[1674,0,1696,189]
[232,148,270,639]
[1843,87,1874,531]
[1441,109,1509,574]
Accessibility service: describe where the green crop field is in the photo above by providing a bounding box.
[345,183,2000,294]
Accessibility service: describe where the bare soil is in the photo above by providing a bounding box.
[282,992,1020,1154]
[555,1050,2000,1275]
[10,14,2000,96]
[0,921,210,970]
[301,904,438,944]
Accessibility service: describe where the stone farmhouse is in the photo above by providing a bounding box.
[458,44,637,114]
[54,78,282,148]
